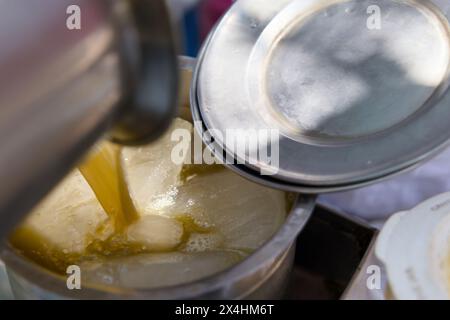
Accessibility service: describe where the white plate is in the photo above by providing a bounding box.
[376,192,450,299]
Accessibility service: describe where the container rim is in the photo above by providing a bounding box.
[1,195,315,299]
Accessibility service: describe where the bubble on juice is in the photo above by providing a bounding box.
[148,186,179,211]
[183,233,225,253]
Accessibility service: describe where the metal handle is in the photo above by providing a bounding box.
[0,0,178,239]
[111,0,179,145]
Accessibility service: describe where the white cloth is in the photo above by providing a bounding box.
[320,146,450,223]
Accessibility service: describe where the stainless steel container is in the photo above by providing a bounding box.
[1,58,316,299]
[192,0,450,194]
[0,0,178,239]
[2,196,314,299]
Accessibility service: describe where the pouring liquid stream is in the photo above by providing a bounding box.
[77,142,214,256]
[78,143,139,233]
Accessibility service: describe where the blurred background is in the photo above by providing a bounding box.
[166,0,233,57]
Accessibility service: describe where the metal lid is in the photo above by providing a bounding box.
[193,0,450,192]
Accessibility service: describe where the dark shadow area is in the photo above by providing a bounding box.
[285,205,376,300]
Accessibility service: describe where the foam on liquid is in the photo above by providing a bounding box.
[10,118,289,288]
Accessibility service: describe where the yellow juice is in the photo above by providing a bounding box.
[79,142,138,233]
[10,118,289,288]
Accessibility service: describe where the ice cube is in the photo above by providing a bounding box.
[126,215,183,251]
[122,118,193,214]
[10,170,110,270]
[80,250,245,289]
[154,169,287,251]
